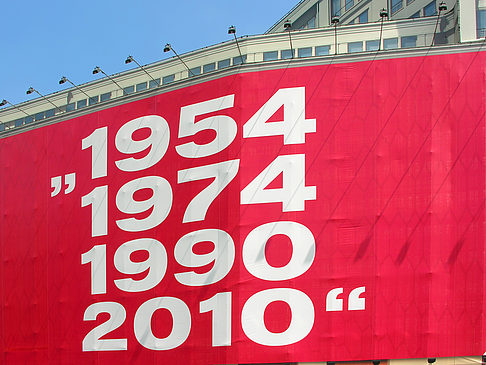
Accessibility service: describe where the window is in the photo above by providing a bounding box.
[348,41,363,53]
[391,0,403,14]
[478,9,486,38]
[383,38,399,49]
[315,45,330,56]
[0,123,5,132]
[346,0,354,11]
[332,0,341,16]
[35,111,45,121]
[77,99,87,109]
[190,66,201,76]
[306,16,316,29]
[14,118,24,127]
[66,103,75,112]
[149,79,160,88]
[298,47,312,58]
[136,82,147,92]
[101,92,111,101]
[163,74,175,84]
[218,59,231,69]
[263,51,278,61]
[203,63,216,73]
[89,96,99,105]
[366,40,380,51]
[424,1,436,16]
[45,109,55,118]
[410,11,421,18]
[281,49,295,59]
[233,55,246,65]
[358,9,368,23]
[401,35,417,48]
[123,86,134,96]
[25,116,34,124]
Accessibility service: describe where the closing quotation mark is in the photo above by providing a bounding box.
[51,173,76,197]
[325,286,366,312]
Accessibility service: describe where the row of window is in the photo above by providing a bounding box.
[1,91,114,130]
[0,55,249,131]
[261,35,418,62]
[348,35,417,52]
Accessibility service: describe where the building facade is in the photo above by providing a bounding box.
[1,1,486,365]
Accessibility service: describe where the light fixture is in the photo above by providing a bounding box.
[228,25,244,65]
[331,16,340,55]
[92,66,123,91]
[124,55,159,86]
[59,76,91,99]
[378,8,388,51]
[0,99,30,116]
[283,20,294,59]
[431,2,448,46]
[26,87,60,112]
[428,359,436,364]
[163,43,194,77]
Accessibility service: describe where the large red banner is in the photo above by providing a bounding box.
[1,51,486,365]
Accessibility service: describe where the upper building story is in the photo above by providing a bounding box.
[0,0,484,137]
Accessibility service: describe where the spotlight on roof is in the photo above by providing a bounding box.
[228,25,236,35]
[163,43,193,76]
[380,8,388,18]
[331,16,340,24]
[92,66,101,75]
[284,20,292,30]
[0,99,7,107]
[428,359,436,364]
[26,87,34,95]
[59,76,67,85]
[438,1,447,11]
[124,55,158,85]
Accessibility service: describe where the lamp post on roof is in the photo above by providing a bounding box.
[125,55,159,86]
[431,2,448,46]
[0,99,30,117]
[59,76,91,99]
[379,8,388,50]
[92,66,124,92]
[228,25,244,65]
[163,43,194,77]
[331,16,340,55]
[26,87,60,113]
[283,20,294,59]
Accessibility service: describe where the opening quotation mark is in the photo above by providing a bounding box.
[51,173,76,197]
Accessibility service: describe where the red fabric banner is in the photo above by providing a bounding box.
[1,51,486,364]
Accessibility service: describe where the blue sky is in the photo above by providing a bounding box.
[0,0,299,106]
